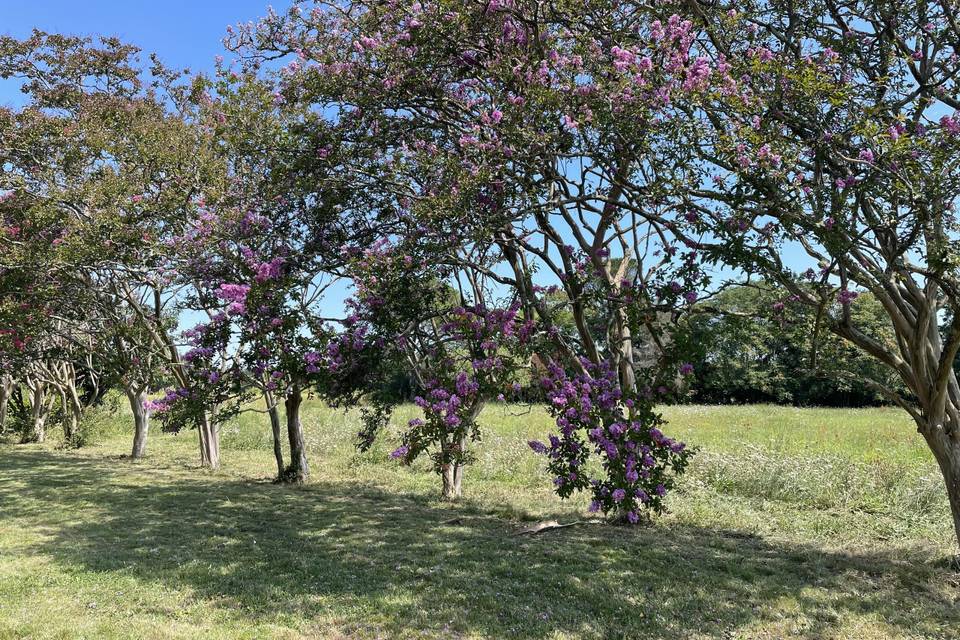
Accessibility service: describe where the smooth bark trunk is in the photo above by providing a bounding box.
[924,427,960,553]
[198,410,220,469]
[126,387,150,459]
[0,376,11,433]
[27,383,48,443]
[263,389,285,477]
[60,388,80,446]
[282,385,309,484]
[440,435,468,500]
[59,374,84,448]
[946,459,960,555]
[441,460,465,500]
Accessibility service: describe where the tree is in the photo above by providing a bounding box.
[0,31,229,465]
[653,1,960,550]
[339,248,533,499]
[99,298,167,458]
[149,66,373,483]
[231,0,960,544]
[0,264,57,442]
[229,0,700,517]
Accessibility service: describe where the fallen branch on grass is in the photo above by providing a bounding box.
[513,519,604,535]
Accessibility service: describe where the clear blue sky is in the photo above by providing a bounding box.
[0,0,291,105]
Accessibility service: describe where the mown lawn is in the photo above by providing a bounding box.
[0,402,958,639]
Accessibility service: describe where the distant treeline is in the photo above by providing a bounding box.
[677,284,919,407]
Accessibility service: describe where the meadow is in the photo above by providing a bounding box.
[0,402,958,639]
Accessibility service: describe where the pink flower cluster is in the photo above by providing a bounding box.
[529,359,691,520]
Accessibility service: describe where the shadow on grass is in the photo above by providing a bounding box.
[1,447,957,639]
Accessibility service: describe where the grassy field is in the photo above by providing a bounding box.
[0,402,958,639]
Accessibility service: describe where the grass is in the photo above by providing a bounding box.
[0,402,958,639]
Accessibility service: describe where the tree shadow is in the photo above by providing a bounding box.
[1,448,957,639]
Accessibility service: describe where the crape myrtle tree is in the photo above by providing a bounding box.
[0,267,59,442]
[203,71,354,485]
[0,31,231,463]
[152,49,542,492]
[327,236,536,499]
[3,273,120,448]
[151,67,377,483]
[227,0,712,518]
[651,1,960,548]
[100,296,169,458]
[0,216,112,447]
[0,195,127,448]
[156,202,324,484]
[23,322,103,447]
[126,275,231,469]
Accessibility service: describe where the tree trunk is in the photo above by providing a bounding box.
[440,435,468,500]
[60,372,85,448]
[198,410,220,470]
[263,389,285,477]
[0,376,11,434]
[60,388,80,447]
[27,382,48,443]
[126,387,150,459]
[441,461,465,500]
[946,458,960,555]
[612,307,637,393]
[282,385,309,484]
[924,426,960,553]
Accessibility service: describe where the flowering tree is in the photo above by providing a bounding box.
[158,202,326,483]
[11,1,959,554]
[0,265,60,442]
[93,292,171,458]
[228,0,704,517]
[330,237,535,498]
[639,0,960,550]
[149,65,381,482]
[0,32,229,462]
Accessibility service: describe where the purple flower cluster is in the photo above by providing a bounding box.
[413,373,480,430]
[142,387,188,414]
[384,298,532,476]
[253,257,285,283]
[529,359,691,521]
[838,289,859,305]
[321,324,369,373]
[217,283,251,316]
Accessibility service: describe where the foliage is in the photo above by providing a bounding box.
[0,30,227,452]
[682,283,906,406]
[531,358,691,521]
[3,0,960,546]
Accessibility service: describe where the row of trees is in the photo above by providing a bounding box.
[2,1,959,550]
[681,284,907,406]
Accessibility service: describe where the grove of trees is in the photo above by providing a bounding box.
[2,1,960,551]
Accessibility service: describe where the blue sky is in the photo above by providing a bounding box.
[0,0,290,105]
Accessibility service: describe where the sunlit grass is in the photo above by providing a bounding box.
[0,402,957,639]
